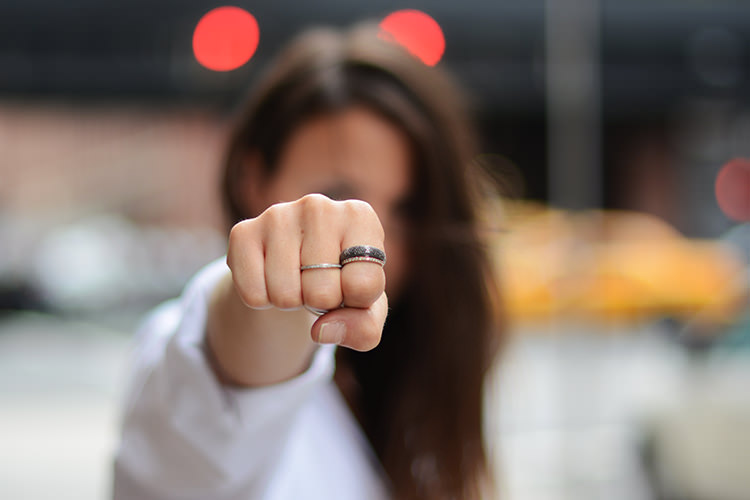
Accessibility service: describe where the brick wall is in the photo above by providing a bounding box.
[0,101,228,230]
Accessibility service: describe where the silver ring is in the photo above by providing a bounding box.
[300,263,342,271]
[339,245,386,267]
[340,256,386,266]
[304,304,329,316]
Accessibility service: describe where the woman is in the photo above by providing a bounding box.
[114,22,502,500]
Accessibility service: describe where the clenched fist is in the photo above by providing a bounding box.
[226,194,388,352]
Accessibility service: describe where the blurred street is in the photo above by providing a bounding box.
[0,312,131,500]
[3,310,750,500]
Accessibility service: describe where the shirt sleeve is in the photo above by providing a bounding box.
[113,258,336,500]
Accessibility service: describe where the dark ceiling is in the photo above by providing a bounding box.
[0,0,748,114]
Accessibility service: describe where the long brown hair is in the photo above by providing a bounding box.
[222,23,502,500]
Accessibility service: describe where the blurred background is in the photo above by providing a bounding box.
[1,1,749,499]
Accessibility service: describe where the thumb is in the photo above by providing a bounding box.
[310,293,388,351]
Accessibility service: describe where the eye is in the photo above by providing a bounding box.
[394,195,418,219]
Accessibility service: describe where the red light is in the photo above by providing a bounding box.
[193,6,259,72]
[379,9,445,66]
[715,158,750,222]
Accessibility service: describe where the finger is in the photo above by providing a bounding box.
[262,204,304,310]
[299,195,344,311]
[311,292,388,351]
[227,219,270,309]
[339,201,386,309]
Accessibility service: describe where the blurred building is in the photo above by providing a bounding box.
[1,0,749,236]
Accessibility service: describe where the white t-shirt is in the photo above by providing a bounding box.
[113,259,390,500]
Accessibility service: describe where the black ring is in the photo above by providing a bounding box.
[339,245,386,267]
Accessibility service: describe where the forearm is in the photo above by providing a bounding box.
[206,270,318,387]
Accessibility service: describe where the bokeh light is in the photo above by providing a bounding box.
[192,6,259,72]
[379,9,445,66]
[715,158,750,222]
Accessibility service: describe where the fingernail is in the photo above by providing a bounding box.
[317,321,346,344]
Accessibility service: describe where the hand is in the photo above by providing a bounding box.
[227,194,388,351]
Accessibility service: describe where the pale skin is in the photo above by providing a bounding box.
[207,107,413,387]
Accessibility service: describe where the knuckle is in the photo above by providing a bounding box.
[236,286,268,308]
[344,200,384,239]
[261,202,292,224]
[228,220,251,248]
[343,199,375,218]
[269,287,302,309]
[304,285,342,310]
[299,193,331,207]
[343,272,384,305]
[260,203,301,237]
[261,204,281,222]
[299,194,336,225]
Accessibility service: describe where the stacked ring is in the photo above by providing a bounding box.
[299,246,385,316]
[339,245,386,267]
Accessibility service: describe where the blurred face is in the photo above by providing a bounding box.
[244,106,414,298]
